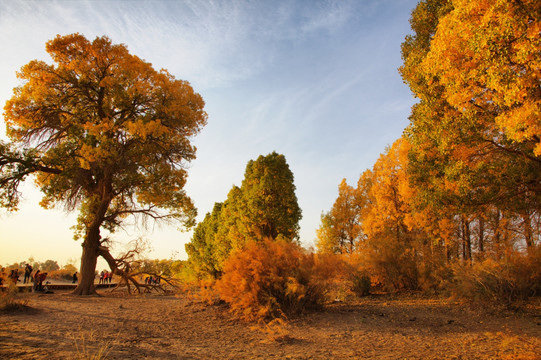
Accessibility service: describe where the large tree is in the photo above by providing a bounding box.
[186,152,302,278]
[1,34,207,294]
[238,151,302,242]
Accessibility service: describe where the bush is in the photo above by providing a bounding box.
[351,271,371,297]
[0,283,29,312]
[311,253,355,302]
[450,249,541,307]
[364,242,419,292]
[48,268,77,282]
[216,238,330,321]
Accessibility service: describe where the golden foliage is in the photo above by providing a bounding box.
[216,238,336,321]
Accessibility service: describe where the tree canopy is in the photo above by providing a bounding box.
[316,178,364,254]
[186,151,302,279]
[1,33,207,294]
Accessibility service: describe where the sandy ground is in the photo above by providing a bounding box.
[1,290,540,359]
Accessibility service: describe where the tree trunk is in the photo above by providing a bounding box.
[461,216,471,262]
[522,212,534,248]
[72,172,114,295]
[73,230,100,295]
[478,218,485,253]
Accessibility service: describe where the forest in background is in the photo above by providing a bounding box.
[183,0,541,320]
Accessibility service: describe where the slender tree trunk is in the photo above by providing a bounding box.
[465,219,471,262]
[478,218,485,254]
[522,213,534,248]
[494,209,502,259]
[461,216,471,262]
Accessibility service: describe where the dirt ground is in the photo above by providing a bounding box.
[1,290,540,359]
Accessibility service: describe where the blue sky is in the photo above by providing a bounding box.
[0,0,418,268]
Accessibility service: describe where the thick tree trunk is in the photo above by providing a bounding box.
[72,175,113,295]
[73,231,100,295]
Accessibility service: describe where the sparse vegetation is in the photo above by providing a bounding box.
[0,283,30,313]
[69,328,115,360]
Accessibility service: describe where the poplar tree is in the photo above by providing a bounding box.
[1,34,207,294]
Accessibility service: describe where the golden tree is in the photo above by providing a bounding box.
[316,178,364,254]
[1,34,207,295]
[401,0,541,249]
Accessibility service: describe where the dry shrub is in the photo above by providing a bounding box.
[311,253,354,301]
[351,271,371,297]
[192,278,222,305]
[216,239,330,321]
[251,318,292,343]
[417,258,453,295]
[69,327,115,360]
[451,249,541,307]
[0,283,30,312]
[362,242,419,293]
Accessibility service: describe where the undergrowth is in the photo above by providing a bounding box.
[69,327,116,360]
[450,249,541,308]
[0,283,30,312]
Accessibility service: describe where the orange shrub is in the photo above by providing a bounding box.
[311,253,370,300]
[216,239,329,321]
[451,249,541,307]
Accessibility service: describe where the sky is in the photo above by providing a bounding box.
[0,0,418,269]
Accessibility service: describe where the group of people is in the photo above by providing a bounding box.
[0,264,57,293]
[21,264,49,292]
[144,275,161,285]
[0,268,22,285]
[0,264,36,286]
[98,270,113,284]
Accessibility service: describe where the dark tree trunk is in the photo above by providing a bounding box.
[461,216,472,262]
[72,175,113,295]
[73,228,100,295]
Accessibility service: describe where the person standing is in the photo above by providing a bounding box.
[23,264,33,284]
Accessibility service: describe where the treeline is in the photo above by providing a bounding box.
[1,258,77,283]
[4,258,65,273]
[318,0,541,297]
[184,0,540,320]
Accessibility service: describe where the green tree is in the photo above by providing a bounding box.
[239,152,302,242]
[0,34,207,295]
[186,152,302,278]
[185,202,224,278]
